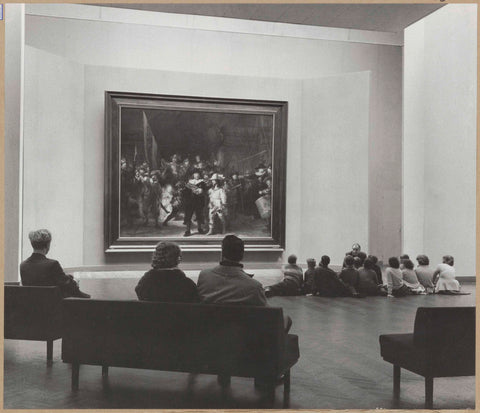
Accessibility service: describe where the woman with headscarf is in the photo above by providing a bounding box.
[135,241,199,302]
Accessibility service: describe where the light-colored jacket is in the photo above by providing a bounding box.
[197,264,267,306]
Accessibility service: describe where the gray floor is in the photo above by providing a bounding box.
[4,280,476,409]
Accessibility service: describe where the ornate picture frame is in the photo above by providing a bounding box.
[104,92,287,252]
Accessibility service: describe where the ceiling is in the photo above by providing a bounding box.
[94,3,445,33]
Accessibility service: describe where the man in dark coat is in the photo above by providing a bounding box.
[313,255,351,297]
[20,229,90,298]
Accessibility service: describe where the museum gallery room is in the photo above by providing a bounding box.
[3,2,477,410]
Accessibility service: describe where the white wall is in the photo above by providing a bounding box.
[16,5,403,269]
[301,72,370,264]
[403,4,477,276]
[22,47,85,267]
[4,4,24,282]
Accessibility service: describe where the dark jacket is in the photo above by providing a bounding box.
[136,268,200,303]
[358,268,380,295]
[20,253,78,297]
[313,266,350,297]
[338,267,360,289]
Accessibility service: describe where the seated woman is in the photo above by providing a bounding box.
[415,254,435,293]
[385,257,410,297]
[433,255,462,294]
[358,258,387,296]
[401,259,425,294]
[136,241,200,302]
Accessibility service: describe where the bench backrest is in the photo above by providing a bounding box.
[62,299,286,378]
[4,285,63,340]
[413,306,475,375]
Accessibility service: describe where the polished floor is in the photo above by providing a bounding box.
[4,279,476,409]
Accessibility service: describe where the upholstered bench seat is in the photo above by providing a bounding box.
[62,298,300,406]
[379,306,475,409]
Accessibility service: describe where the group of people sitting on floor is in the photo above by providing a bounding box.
[264,243,464,298]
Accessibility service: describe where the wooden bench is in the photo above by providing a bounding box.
[61,298,300,406]
[4,285,63,361]
[379,306,475,409]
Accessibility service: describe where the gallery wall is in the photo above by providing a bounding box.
[7,4,404,278]
[22,47,86,267]
[403,4,477,276]
[301,72,370,265]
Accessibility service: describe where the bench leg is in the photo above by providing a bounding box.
[283,369,291,408]
[425,377,433,409]
[393,365,400,399]
[46,340,53,361]
[72,363,80,391]
[217,374,231,387]
[102,366,109,377]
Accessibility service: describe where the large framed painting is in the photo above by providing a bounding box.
[105,92,287,252]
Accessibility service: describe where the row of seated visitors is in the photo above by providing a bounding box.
[19,229,292,331]
[264,243,465,298]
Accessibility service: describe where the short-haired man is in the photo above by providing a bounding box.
[197,235,266,306]
[338,255,361,296]
[264,255,304,297]
[313,255,351,297]
[20,229,90,298]
[197,234,292,332]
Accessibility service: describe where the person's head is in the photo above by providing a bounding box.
[288,254,297,264]
[171,154,179,162]
[344,255,354,268]
[368,255,378,264]
[29,229,52,253]
[320,255,330,267]
[400,254,409,262]
[195,154,201,163]
[353,257,362,269]
[363,258,374,270]
[388,257,400,269]
[222,235,244,262]
[352,243,361,254]
[306,258,316,268]
[183,158,190,166]
[265,178,272,188]
[403,259,414,270]
[193,171,200,180]
[416,254,430,266]
[443,255,454,266]
[151,242,181,269]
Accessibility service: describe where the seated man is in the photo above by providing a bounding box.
[338,255,361,296]
[313,255,352,297]
[197,234,291,331]
[20,229,90,298]
[264,255,303,298]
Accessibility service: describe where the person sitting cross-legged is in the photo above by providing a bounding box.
[313,255,352,297]
[415,254,435,293]
[385,256,410,298]
[338,255,362,297]
[401,259,425,294]
[20,229,90,298]
[358,258,387,296]
[264,255,304,298]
